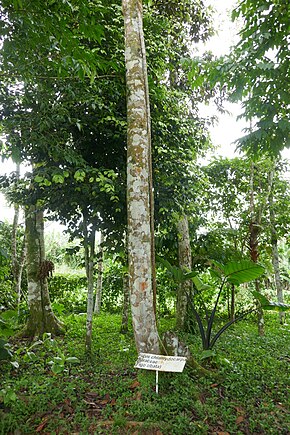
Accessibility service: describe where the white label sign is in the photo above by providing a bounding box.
[134,353,186,372]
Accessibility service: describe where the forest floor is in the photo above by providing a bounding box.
[0,313,289,434]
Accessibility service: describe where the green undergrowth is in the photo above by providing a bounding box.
[0,313,289,434]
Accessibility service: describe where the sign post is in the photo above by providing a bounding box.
[134,353,187,394]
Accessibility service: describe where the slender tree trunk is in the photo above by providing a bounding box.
[12,207,27,309]
[268,170,285,324]
[271,235,285,324]
[22,205,63,337]
[249,162,264,336]
[94,232,104,314]
[11,163,27,308]
[120,272,130,334]
[16,238,27,311]
[11,197,20,286]
[176,215,192,330]
[230,284,235,321]
[83,218,96,353]
[123,0,159,354]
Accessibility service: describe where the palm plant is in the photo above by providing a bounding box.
[160,258,290,350]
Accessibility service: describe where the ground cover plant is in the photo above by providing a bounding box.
[1,312,289,434]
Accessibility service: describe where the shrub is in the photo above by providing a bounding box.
[49,274,87,313]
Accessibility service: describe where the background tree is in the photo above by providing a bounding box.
[228,0,290,155]
[23,204,63,337]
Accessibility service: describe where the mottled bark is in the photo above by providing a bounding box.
[176,215,192,330]
[83,218,96,353]
[123,0,159,353]
[94,233,104,315]
[268,171,285,324]
[22,205,63,338]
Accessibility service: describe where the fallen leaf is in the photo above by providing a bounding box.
[236,415,245,424]
[130,380,140,390]
[135,391,142,401]
[217,432,230,435]
[84,400,98,407]
[210,383,219,388]
[86,392,99,398]
[110,398,116,406]
[36,417,49,432]
[127,421,139,427]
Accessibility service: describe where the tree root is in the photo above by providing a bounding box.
[162,330,217,378]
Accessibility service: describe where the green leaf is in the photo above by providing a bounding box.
[10,360,19,369]
[192,276,212,292]
[65,356,80,364]
[183,271,198,282]
[200,349,216,360]
[51,363,64,374]
[43,179,52,187]
[0,327,14,338]
[34,175,44,183]
[210,260,224,276]
[0,339,12,360]
[252,291,290,312]
[157,256,196,283]
[257,62,274,70]
[74,169,86,182]
[0,388,17,405]
[52,174,64,184]
[224,260,264,285]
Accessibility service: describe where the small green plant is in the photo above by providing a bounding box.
[48,354,80,374]
[160,258,266,349]
[0,386,17,406]
[0,338,13,361]
[0,310,18,337]
[0,310,20,367]
[188,260,266,349]
[162,258,290,350]
[20,332,80,374]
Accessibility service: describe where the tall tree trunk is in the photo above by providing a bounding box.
[83,217,96,353]
[176,215,192,330]
[268,170,285,324]
[249,162,264,336]
[123,0,159,354]
[94,232,104,314]
[22,205,63,337]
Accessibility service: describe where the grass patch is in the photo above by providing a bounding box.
[1,313,289,434]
